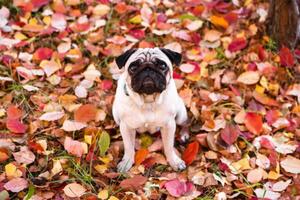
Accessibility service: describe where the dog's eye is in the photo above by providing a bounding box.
[159,63,168,70]
[128,65,138,73]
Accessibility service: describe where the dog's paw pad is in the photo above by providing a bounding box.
[117,158,134,173]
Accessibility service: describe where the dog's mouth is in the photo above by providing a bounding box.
[131,70,167,95]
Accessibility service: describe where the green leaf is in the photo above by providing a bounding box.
[98,131,110,157]
[178,14,198,21]
[25,184,35,200]
[140,134,153,148]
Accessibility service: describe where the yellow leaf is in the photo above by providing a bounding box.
[98,189,109,200]
[0,108,5,117]
[210,15,228,29]
[14,32,28,40]
[108,196,119,200]
[94,164,107,174]
[99,155,112,164]
[5,163,22,179]
[231,157,251,172]
[260,76,269,90]
[129,15,142,24]
[29,18,38,25]
[255,85,265,94]
[43,16,51,26]
[268,171,280,180]
[84,135,92,145]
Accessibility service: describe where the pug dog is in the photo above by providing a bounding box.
[112,47,189,172]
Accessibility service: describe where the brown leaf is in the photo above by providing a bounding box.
[74,104,97,123]
[120,175,147,189]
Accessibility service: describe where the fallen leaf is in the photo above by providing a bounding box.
[220,123,240,145]
[74,104,97,123]
[280,155,300,174]
[164,179,194,197]
[228,38,247,52]
[7,105,22,119]
[210,15,228,29]
[63,183,86,198]
[4,178,28,192]
[61,120,87,132]
[39,111,65,121]
[64,136,85,157]
[272,179,292,192]
[13,146,35,164]
[120,175,147,189]
[237,71,260,85]
[182,141,199,165]
[98,131,110,156]
[247,168,263,183]
[244,112,263,135]
[135,148,149,165]
[279,46,294,67]
[6,118,27,134]
[33,47,53,61]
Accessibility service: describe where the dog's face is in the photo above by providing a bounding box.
[116,48,182,95]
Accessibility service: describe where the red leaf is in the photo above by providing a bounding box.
[228,38,247,52]
[7,105,22,119]
[258,45,267,61]
[220,124,240,145]
[129,29,145,39]
[6,119,27,134]
[33,47,53,61]
[279,46,294,67]
[120,175,147,189]
[260,137,274,150]
[100,80,113,91]
[74,104,97,123]
[28,140,44,152]
[244,112,263,135]
[31,0,51,9]
[224,12,238,24]
[265,110,281,126]
[182,141,199,165]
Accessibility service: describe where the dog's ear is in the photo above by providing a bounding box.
[160,48,182,66]
[116,49,137,69]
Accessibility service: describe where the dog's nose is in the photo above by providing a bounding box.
[143,77,155,87]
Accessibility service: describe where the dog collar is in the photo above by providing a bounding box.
[124,84,129,96]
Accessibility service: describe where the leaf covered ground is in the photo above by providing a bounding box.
[1,0,300,199]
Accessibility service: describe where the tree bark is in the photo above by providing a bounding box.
[267,0,300,49]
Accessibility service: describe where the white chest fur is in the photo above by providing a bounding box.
[112,74,179,131]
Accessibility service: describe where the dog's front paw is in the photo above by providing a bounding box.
[168,155,186,171]
[117,157,134,173]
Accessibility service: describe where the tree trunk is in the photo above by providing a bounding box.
[267,0,300,49]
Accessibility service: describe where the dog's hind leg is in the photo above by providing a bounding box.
[175,98,190,143]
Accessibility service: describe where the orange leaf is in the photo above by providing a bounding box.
[245,112,263,135]
[7,105,22,120]
[74,104,97,123]
[210,15,229,29]
[253,91,279,107]
[135,148,149,165]
[182,141,199,165]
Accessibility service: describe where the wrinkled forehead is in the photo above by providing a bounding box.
[125,48,171,68]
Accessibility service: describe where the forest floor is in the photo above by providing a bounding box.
[1,0,300,199]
